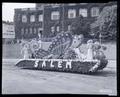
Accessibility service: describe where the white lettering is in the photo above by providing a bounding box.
[50,60,54,67]
[34,60,39,68]
[42,61,46,67]
[66,61,72,69]
[58,61,62,68]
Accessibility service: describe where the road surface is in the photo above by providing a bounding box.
[2,59,117,95]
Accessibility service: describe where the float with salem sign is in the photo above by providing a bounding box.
[16,31,108,74]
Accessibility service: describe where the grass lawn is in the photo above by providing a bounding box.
[2,42,116,60]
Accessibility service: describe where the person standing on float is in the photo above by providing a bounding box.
[38,32,42,49]
[21,43,29,59]
[86,40,94,60]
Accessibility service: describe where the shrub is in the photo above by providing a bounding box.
[71,15,91,38]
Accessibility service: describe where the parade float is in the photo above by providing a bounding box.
[16,31,108,74]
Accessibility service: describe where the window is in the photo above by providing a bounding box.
[56,26,60,32]
[68,9,76,18]
[21,28,24,35]
[51,11,60,20]
[68,25,71,31]
[38,28,43,34]
[34,28,36,34]
[51,26,55,33]
[18,14,21,21]
[22,15,27,23]
[39,14,43,22]
[30,15,35,22]
[91,7,99,17]
[30,28,32,34]
[79,8,87,17]
[25,28,28,34]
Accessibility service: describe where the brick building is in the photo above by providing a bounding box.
[14,2,117,39]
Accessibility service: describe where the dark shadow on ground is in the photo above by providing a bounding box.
[89,70,116,77]
[22,67,116,77]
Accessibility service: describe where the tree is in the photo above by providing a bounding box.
[71,15,90,38]
[90,5,117,40]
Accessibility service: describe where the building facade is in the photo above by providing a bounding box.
[2,21,15,43]
[14,2,117,39]
[14,7,43,39]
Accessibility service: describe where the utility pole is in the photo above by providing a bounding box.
[61,4,64,32]
[42,4,44,38]
[99,26,102,45]
[99,32,102,44]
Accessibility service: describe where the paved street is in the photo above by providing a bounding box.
[2,59,117,95]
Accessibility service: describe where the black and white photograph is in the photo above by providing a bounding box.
[2,2,117,95]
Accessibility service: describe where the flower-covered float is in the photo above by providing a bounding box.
[16,31,108,74]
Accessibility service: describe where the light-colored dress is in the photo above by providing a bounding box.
[38,39,42,49]
[21,46,29,59]
[86,43,93,60]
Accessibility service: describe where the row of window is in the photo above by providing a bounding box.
[22,7,99,23]
[21,25,71,35]
[22,14,43,23]
[51,25,71,33]
[51,26,60,32]
[21,28,43,35]
[51,7,99,20]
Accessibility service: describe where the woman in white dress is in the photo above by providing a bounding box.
[86,40,94,60]
[21,43,29,59]
[38,32,42,49]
